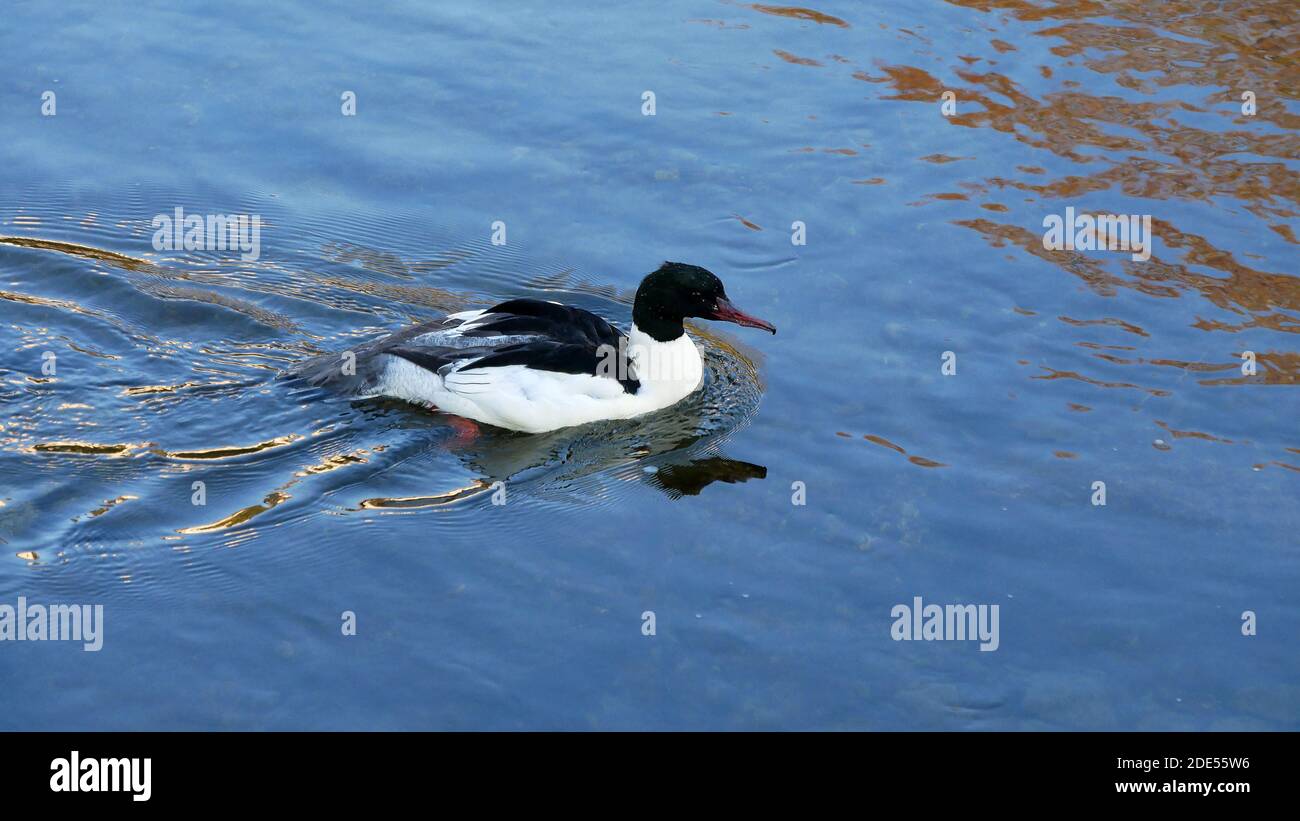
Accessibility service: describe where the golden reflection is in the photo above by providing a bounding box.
[1199,351,1300,386]
[1154,420,1234,444]
[907,455,946,468]
[0,235,155,270]
[774,49,823,66]
[124,382,207,396]
[1032,367,1171,396]
[0,235,299,330]
[853,433,948,468]
[848,0,1299,385]
[0,288,107,319]
[158,434,302,460]
[746,4,849,28]
[29,441,138,456]
[179,491,290,534]
[357,480,492,509]
[175,447,373,534]
[865,434,905,454]
[1059,315,1149,337]
[71,495,138,523]
[294,451,368,477]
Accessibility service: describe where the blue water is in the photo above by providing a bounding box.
[1,1,1296,729]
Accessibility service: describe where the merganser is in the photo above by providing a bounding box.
[288,262,775,433]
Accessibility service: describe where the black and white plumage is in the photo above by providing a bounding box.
[287,262,775,433]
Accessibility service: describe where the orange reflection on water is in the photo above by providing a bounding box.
[852,433,948,468]
[747,4,849,28]
[840,0,1298,406]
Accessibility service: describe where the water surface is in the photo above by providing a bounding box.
[1,0,1297,729]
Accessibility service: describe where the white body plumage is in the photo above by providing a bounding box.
[371,309,703,433]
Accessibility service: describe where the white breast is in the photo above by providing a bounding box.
[625,326,704,407]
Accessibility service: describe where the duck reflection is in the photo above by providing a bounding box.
[350,394,767,507]
[645,456,767,499]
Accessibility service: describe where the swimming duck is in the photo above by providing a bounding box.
[290,262,774,433]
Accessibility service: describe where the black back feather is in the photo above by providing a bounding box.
[389,299,640,394]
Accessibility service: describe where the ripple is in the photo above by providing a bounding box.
[0,198,770,572]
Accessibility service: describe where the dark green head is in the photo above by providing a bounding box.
[632,262,776,342]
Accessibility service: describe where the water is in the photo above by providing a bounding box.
[1,1,1296,730]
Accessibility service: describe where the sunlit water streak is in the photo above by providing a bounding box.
[1,197,768,568]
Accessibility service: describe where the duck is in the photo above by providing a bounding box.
[288,262,775,433]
